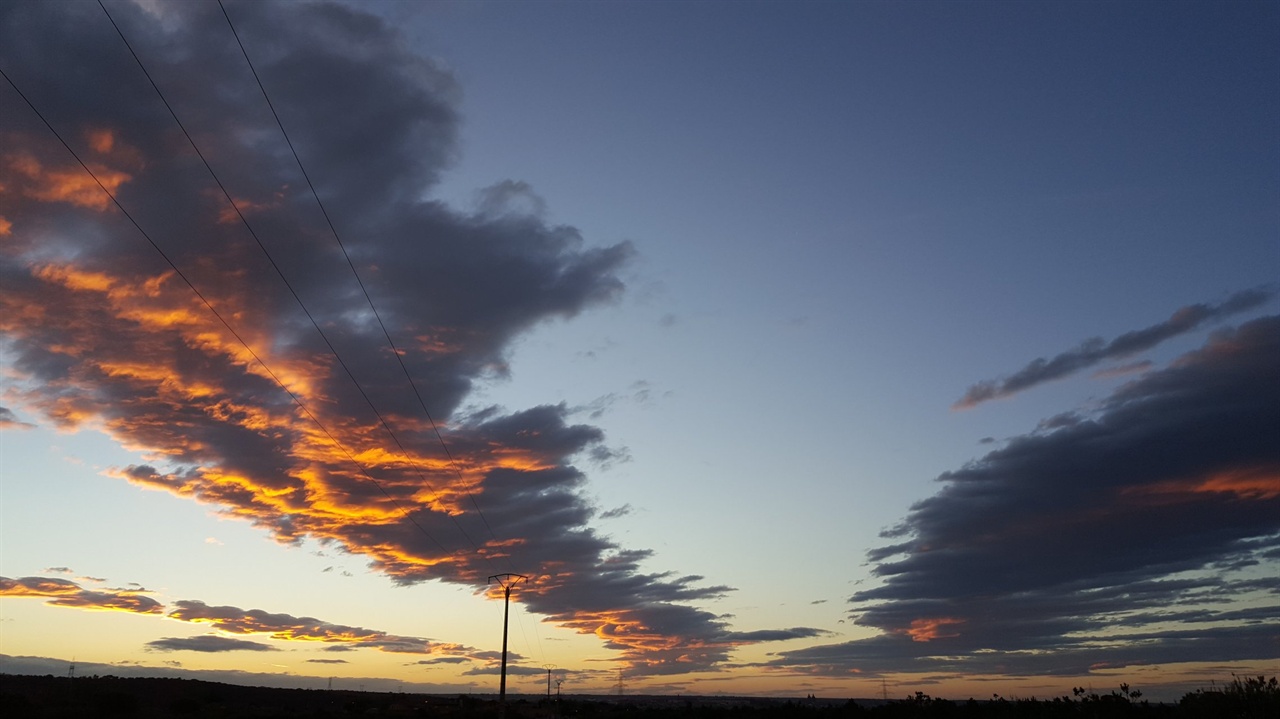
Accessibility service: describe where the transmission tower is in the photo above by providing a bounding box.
[543,664,557,698]
[488,573,527,719]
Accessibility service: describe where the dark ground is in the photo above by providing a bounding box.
[1,673,1275,718]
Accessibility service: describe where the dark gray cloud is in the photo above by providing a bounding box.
[146,635,278,653]
[772,315,1280,678]
[413,656,471,665]
[0,0,793,675]
[954,288,1274,408]
[599,504,632,520]
[721,627,832,642]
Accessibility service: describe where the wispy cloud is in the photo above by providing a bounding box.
[0,0,800,674]
[954,288,1274,409]
[773,315,1280,677]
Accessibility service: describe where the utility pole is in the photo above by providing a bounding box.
[544,664,557,699]
[488,573,527,719]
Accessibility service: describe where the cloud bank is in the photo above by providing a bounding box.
[0,0,808,674]
[954,288,1274,409]
[772,315,1280,678]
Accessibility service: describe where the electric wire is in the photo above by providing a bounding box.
[95,0,498,574]
[214,0,507,560]
[216,0,547,663]
[0,64,451,562]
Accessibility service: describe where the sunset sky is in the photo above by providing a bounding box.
[1,0,1277,702]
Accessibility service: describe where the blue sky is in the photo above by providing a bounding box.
[1,0,1277,700]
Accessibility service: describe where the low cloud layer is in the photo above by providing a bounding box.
[954,288,1274,409]
[0,0,812,673]
[772,315,1280,677]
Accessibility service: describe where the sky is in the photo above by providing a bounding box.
[1,0,1277,702]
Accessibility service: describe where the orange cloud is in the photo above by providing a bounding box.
[1,576,477,656]
[1,199,705,675]
[904,617,965,642]
[8,245,719,672]
[216,196,274,225]
[1125,466,1280,503]
[86,128,115,154]
[0,576,163,614]
[0,576,81,597]
[0,0,709,679]
[7,154,131,210]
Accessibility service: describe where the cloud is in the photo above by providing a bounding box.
[3,575,491,658]
[462,664,549,677]
[0,0,795,675]
[146,635,277,653]
[0,405,36,429]
[954,288,1274,408]
[413,656,471,665]
[0,576,164,614]
[599,504,632,520]
[305,658,348,664]
[771,315,1280,677]
[721,627,832,642]
[167,599,472,656]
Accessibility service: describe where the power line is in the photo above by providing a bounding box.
[0,64,451,561]
[95,0,497,573]
[214,0,506,556]
[214,2,551,668]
